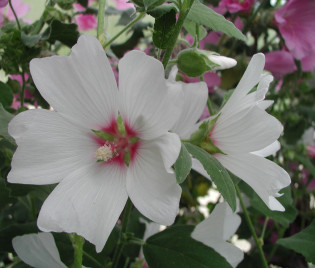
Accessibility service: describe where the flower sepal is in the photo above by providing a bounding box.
[91,129,115,141]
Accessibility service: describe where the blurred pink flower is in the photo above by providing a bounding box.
[301,49,315,72]
[274,0,315,60]
[307,145,315,158]
[5,0,29,21]
[114,0,134,10]
[219,0,254,13]
[0,0,8,8]
[264,50,297,78]
[74,0,97,31]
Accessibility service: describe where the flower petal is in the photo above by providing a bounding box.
[191,202,243,268]
[252,141,280,157]
[171,81,208,139]
[12,233,66,268]
[37,164,128,252]
[152,132,181,173]
[8,109,96,185]
[118,51,183,140]
[216,153,291,211]
[126,141,181,225]
[30,35,118,129]
[213,106,283,154]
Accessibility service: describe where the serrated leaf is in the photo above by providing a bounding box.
[277,220,315,263]
[187,0,246,42]
[174,142,192,184]
[143,225,232,268]
[153,9,176,49]
[184,143,236,211]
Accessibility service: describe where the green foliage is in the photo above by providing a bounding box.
[174,142,192,184]
[277,220,315,263]
[0,82,14,108]
[143,225,232,268]
[184,143,236,211]
[0,104,15,145]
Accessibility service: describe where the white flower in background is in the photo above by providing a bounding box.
[191,202,244,268]
[173,53,291,211]
[8,35,183,252]
[12,233,66,268]
[208,54,237,70]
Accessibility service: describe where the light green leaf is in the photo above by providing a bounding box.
[187,1,246,42]
[277,220,315,263]
[143,225,232,268]
[184,143,236,211]
[174,142,192,184]
[183,20,207,41]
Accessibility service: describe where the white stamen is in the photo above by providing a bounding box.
[95,144,114,162]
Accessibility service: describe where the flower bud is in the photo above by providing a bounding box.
[206,54,237,70]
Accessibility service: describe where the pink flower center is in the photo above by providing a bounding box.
[93,118,140,167]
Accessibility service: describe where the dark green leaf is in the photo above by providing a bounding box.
[42,20,79,47]
[153,9,176,49]
[77,0,88,8]
[0,104,15,145]
[21,32,41,48]
[143,225,232,268]
[277,220,315,263]
[174,142,192,184]
[184,143,236,211]
[0,82,13,108]
[148,3,177,18]
[187,1,246,42]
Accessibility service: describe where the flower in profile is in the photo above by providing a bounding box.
[219,0,254,14]
[274,0,315,60]
[12,233,66,268]
[191,202,244,267]
[264,50,297,78]
[173,53,291,211]
[74,0,97,31]
[8,35,182,252]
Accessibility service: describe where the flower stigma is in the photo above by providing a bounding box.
[95,143,116,162]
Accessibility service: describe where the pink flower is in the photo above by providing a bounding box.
[74,1,97,31]
[274,0,315,60]
[301,48,315,72]
[307,145,315,158]
[219,0,254,14]
[0,0,8,8]
[264,50,297,78]
[114,0,134,10]
[5,0,29,21]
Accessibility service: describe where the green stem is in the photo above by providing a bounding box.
[83,251,103,268]
[260,216,269,241]
[19,70,26,108]
[112,198,133,268]
[71,234,85,268]
[200,75,214,115]
[235,185,269,268]
[8,0,21,31]
[97,0,106,44]
[104,12,145,48]
[162,0,194,68]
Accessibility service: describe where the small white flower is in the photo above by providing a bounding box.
[173,53,291,211]
[8,35,183,252]
[191,202,244,268]
[12,233,66,268]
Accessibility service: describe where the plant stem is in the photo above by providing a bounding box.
[104,13,145,48]
[83,251,103,268]
[260,216,269,241]
[235,185,269,268]
[112,198,133,268]
[19,70,26,108]
[97,0,106,44]
[162,0,194,68]
[71,234,84,268]
[8,0,21,31]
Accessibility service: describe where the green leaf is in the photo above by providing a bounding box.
[0,104,15,145]
[184,143,236,211]
[148,3,177,18]
[153,9,176,49]
[174,142,192,184]
[0,82,13,108]
[295,154,315,178]
[21,32,41,48]
[42,20,79,47]
[143,225,232,268]
[183,20,207,41]
[277,220,315,263]
[116,8,136,26]
[187,1,246,42]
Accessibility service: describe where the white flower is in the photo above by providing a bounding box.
[12,233,67,268]
[8,35,183,252]
[191,202,244,268]
[173,53,291,211]
[208,54,237,70]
